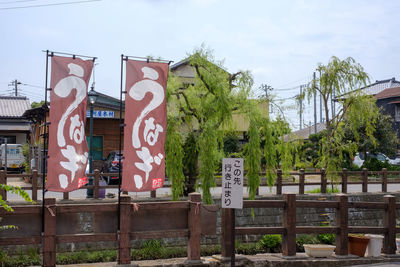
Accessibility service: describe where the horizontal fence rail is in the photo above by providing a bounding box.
[2,167,400,200]
[221,193,399,257]
[0,193,216,266]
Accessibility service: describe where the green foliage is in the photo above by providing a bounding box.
[306,187,339,194]
[0,185,33,231]
[317,233,335,245]
[198,122,218,204]
[296,234,320,252]
[223,132,240,156]
[167,45,254,203]
[258,234,282,252]
[165,116,185,200]
[362,157,391,171]
[244,110,261,200]
[21,143,29,174]
[30,101,45,109]
[302,56,377,179]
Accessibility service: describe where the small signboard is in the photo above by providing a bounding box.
[86,110,115,118]
[222,158,243,209]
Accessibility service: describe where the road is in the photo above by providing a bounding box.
[5,177,400,201]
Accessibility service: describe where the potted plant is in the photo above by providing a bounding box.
[303,244,336,257]
[348,234,370,257]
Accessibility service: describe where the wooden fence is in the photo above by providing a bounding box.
[1,168,400,201]
[221,193,399,257]
[0,192,217,266]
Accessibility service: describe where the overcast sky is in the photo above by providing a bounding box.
[1,0,399,129]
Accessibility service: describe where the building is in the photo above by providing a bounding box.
[374,86,400,139]
[0,96,31,145]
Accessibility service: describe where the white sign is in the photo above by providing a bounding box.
[86,110,115,118]
[222,158,243,209]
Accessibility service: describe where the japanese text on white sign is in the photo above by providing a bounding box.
[222,158,243,209]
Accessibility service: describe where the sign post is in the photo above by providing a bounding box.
[222,158,243,267]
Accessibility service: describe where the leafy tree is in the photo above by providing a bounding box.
[0,185,32,231]
[166,46,253,203]
[31,101,45,108]
[343,110,399,158]
[302,56,378,177]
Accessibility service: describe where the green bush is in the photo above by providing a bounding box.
[258,234,282,253]
[317,233,335,245]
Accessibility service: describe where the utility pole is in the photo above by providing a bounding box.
[319,70,322,123]
[299,85,303,130]
[9,79,21,96]
[313,72,317,134]
[260,84,273,114]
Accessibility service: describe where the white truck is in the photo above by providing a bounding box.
[0,144,25,173]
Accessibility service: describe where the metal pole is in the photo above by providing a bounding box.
[86,102,94,198]
[319,70,322,123]
[231,209,235,267]
[4,139,7,173]
[118,54,124,233]
[41,50,50,267]
[313,72,317,134]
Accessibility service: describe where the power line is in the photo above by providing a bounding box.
[0,0,101,10]
[0,0,39,5]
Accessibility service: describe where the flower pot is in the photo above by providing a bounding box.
[365,234,383,257]
[348,235,370,257]
[303,244,336,258]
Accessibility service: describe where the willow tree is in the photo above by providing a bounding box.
[302,56,378,175]
[166,47,253,203]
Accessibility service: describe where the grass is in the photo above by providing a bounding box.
[306,187,340,194]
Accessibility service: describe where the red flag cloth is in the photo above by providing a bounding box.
[46,56,93,192]
[122,60,169,192]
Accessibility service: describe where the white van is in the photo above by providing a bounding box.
[0,144,25,173]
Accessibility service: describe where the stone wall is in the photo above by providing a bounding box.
[3,192,399,254]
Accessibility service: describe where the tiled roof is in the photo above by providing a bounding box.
[0,96,31,118]
[361,78,400,96]
[374,86,400,100]
[338,77,400,100]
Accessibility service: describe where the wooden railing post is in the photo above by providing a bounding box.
[282,193,296,256]
[118,195,131,264]
[187,192,202,262]
[150,190,156,198]
[277,169,282,195]
[63,192,69,200]
[43,198,56,267]
[362,168,368,192]
[342,168,348,194]
[0,170,7,201]
[221,208,233,258]
[320,168,326,194]
[383,195,396,255]
[94,169,100,199]
[299,169,305,194]
[382,168,387,193]
[335,194,348,256]
[32,170,38,201]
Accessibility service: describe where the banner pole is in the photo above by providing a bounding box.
[117,54,124,235]
[41,49,50,265]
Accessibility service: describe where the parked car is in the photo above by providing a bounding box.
[352,152,399,167]
[0,144,25,173]
[101,150,123,185]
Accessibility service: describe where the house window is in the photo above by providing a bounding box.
[0,136,16,144]
[395,104,400,122]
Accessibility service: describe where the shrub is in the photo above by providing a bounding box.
[258,234,282,253]
[317,233,335,245]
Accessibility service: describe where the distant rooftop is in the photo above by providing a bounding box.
[284,122,326,141]
[0,96,31,118]
[360,77,400,96]
[374,86,400,100]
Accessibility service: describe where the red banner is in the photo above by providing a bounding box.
[46,56,93,192]
[122,60,169,192]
